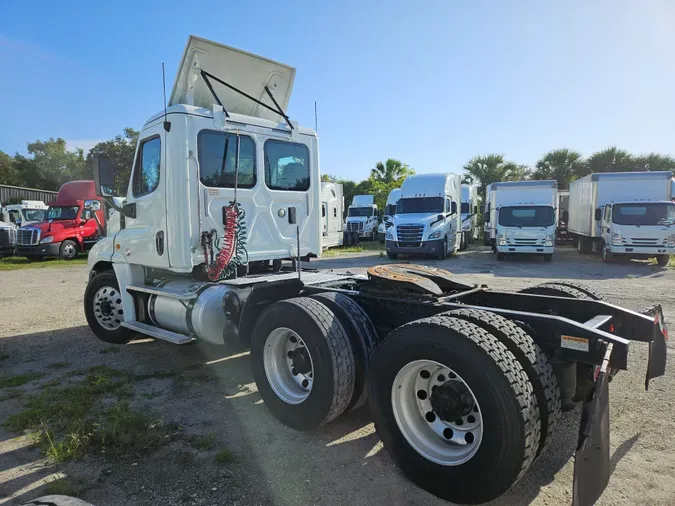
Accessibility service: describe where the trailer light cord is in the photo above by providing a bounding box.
[207,202,248,281]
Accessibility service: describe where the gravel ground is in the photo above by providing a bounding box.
[1,245,674,506]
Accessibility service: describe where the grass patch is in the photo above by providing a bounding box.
[0,372,43,389]
[0,256,88,271]
[0,389,24,401]
[44,476,77,496]
[48,361,70,369]
[215,448,235,464]
[321,241,382,258]
[189,433,217,450]
[40,379,62,389]
[100,346,122,354]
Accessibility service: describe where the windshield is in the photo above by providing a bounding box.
[46,206,79,221]
[23,209,46,222]
[397,197,444,214]
[385,204,397,217]
[348,207,373,217]
[612,203,675,226]
[498,206,555,227]
[461,202,470,214]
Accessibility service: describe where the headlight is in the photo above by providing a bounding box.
[385,230,394,240]
[612,233,623,246]
[498,234,507,246]
[428,231,441,240]
[668,234,675,248]
[545,234,555,247]
[40,236,54,244]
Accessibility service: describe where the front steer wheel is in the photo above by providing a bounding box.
[59,240,79,260]
[368,315,539,504]
[84,272,135,344]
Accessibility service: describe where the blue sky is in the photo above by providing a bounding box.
[1,0,673,181]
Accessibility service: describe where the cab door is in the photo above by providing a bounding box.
[602,205,612,246]
[118,125,170,268]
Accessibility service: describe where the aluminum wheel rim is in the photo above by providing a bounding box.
[93,286,123,330]
[263,327,314,405]
[391,359,483,466]
[63,243,76,258]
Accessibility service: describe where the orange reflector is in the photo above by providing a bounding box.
[116,244,121,249]
[609,324,615,333]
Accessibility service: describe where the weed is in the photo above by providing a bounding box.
[189,433,217,450]
[40,379,62,389]
[48,361,70,369]
[0,389,23,401]
[44,476,77,496]
[100,346,122,354]
[215,448,235,464]
[0,372,43,389]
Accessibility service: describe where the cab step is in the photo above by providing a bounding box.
[121,320,193,345]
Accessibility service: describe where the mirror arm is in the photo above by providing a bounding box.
[103,196,124,213]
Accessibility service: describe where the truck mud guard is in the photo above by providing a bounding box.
[645,304,668,389]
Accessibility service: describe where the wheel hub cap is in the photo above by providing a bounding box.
[263,328,314,405]
[93,286,123,330]
[430,380,473,422]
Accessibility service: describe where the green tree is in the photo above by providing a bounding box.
[587,147,634,174]
[633,153,675,173]
[371,158,414,184]
[462,154,523,199]
[19,138,87,191]
[0,150,20,186]
[86,128,139,194]
[321,173,338,183]
[532,149,586,189]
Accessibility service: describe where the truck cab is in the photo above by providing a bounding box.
[345,195,379,240]
[0,200,48,228]
[16,181,106,260]
[491,180,558,262]
[460,184,479,250]
[377,188,401,242]
[320,182,344,249]
[385,173,461,260]
[483,183,494,246]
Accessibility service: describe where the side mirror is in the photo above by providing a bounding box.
[451,201,457,215]
[485,213,491,224]
[437,214,445,221]
[594,208,602,221]
[93,155,116,197]
[84,200,102,212]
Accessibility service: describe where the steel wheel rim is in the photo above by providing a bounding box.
[391,359,483,466]
[263,327,314,405]
[93,286,123,330]
[63,243,76,258]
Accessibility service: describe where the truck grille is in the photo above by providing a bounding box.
[0,229,16,246]
[396,224,424,243]
[17,228,40,246]
[346,222,364,232]
[624,237,660,246]
[507,238,542,246]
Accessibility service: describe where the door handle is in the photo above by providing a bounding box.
[155,231,165,256]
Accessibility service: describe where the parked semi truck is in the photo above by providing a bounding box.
[569,172,674,265]
[485,180,558,262]
[378,187,401,242]
[0,200,48,227]
[320,182,344,249]
[84,35,667,506]
[16,181,108,260]
[345,195,379,240]
[385,173,461,260]
[0,219,16,257]
[460,184,479,250]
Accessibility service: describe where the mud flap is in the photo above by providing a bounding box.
[572,347,611,506]
[645,305,668,390]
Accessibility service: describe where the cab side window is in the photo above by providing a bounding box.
[446,199,451,213]
[604,205,611,222]
[132,136,161,197]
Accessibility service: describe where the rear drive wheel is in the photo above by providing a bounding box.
[84,272,134,344]
[310,292,378,410]
[544,281,605,301]
[519,282,591,300]
[577,236,592,254]
[443,309,560,457]
[251,297,355,430]
[657,255,670,267]
[368,316,538,504]
[59,240,78,260]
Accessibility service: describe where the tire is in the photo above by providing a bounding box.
[436,237,447,260]
[387,252,398,260]
[577,236,592,254]
[271,258,282,272]
[83,272,135,344]
[518,283,591,300]
[459,233,466,251]
[601,241,613,263]
[657,254,670,267]
[368,316,539,504]
[22,496,95,506]
[59,240,78,260]
[543,254,552,263]
[443,309,560,457]
[250,297,355,430]
[310,292,378,410]
[497,252,505,261]
[544,281,605,301]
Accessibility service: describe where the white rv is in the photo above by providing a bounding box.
[569,172,674,265]
[385,173,461,259]
[320,182,344,249]
[460,184,479,250]
[377,188,401,242]
[0,200,48,227]
[345,195,379,240]
[487,180,558,262]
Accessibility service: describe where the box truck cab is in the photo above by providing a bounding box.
[460,184,479,250]
[489,180,558,262]
[569,172,674,266]
[0,200,48,227]
[483,183,494,246]
[345,195,378,240]
[385,173,461,260]
[15,181,107,260]
[320,182,344,249]
[377,188,401,242]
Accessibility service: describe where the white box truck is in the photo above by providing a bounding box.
[345,195,379,240]
[320,182,344,249]
[485,180,558,262]
[460,184,479,250]
[569,171,674,265]
[483,183,494,246]
[377,187,401,242]
[385,173,461,259]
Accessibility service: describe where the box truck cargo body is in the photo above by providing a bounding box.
[569,172,674,265]
[320,182,344,249]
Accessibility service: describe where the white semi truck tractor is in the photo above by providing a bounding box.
[345,195,379,240]
[569,171,674,265]
[84,35,668,506]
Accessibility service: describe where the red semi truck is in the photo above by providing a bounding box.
[16,180,107,260]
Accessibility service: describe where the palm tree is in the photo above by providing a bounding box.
[371,159,413,184]
[587,147,634,174]
[633,153,675,173]
[462,154,525,199]
[532,149,586,189]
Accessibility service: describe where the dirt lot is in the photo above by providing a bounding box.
[1,245,674,506]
